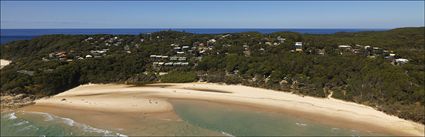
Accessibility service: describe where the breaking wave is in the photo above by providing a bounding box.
[221,131,235,137]
[26,112,128,137]
[4,112,18,120]
[295,122,308,127]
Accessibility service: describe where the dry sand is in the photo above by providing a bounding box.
[0,59,11,69]
[25,83,424,136]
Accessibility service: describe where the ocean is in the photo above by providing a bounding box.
[1,100,388,136]
[0,28,386,45]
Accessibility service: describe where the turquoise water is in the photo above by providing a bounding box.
[1,111,126,137]
[171,100,386,136]
[1,100,388,136]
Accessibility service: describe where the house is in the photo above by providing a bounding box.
[395,58,409,65]
[178,57,187,61]
[42,57,49,62]
[177,51,185,54]
[170,56,178,61]
[352,49,361,54]
[85,55,93,58]
[338,45,353,55]
[173,62,182,66]
[259,48,265,51]
[56,52,67,58]
[165,62,173,66]
[49,53,55,58]
[317,49,325,55]
[159,72,168,75]
[338,45,352,49]
[221,34,231,38]
[182,46,190,49]
[372,47,383,55]
[150,55,157,58]
[17,70,35,76]
[295,42,303,52]
[174,47,181,50]
[158,62,164,66]
[181,62,189,66]
[208,39,216,43]
[90,49,107,54]
[364,45,371,49]
[265,42,272,46]
[243,50,251,56]
[277,36,286,43]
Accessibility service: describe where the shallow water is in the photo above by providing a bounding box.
[171,99,387,136]
[2,99,388,136]
[1,111,126,136]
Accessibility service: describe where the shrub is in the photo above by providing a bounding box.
[160,71,197,83]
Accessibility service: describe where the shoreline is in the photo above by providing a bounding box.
[19,83,425,136]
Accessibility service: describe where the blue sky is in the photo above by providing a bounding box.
[1,1,424,29]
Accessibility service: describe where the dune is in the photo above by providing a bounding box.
[24,83,424,136]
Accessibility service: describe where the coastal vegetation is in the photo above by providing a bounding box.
[0,27,424,124]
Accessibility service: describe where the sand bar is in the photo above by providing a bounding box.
[26,83,424,136]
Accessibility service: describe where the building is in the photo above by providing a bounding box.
[170,56,178,61]
[277,36,286,43]
[295,42,303,52]
[338,45,352,49]
[178,57,187,61]
[165,62,173,66]
[317,49,325,55]
[182,46,190,49]
[208,39,216,43]
[395,58,409,65]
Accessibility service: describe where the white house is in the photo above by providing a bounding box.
[338,45,352,48]
[295,42,303,52]
[182,46,190,49]
[395,58,409,65]
[208,39,216,43]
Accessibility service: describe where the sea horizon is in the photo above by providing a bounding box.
[1,28,389,36]
[0,28,388,44]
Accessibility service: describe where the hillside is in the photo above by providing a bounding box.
[1,27,424,124]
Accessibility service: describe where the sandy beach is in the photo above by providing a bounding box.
[0,59,11,69]
[22,83,425,136]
